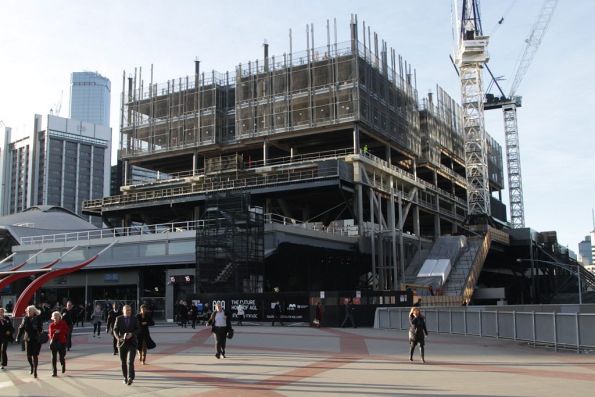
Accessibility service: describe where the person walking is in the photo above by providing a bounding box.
[189,303,198,329]
[271,302,283,326]
[91,303,105,338]
[61,301,75,351]
[136,304,155,365]
[236,304,245,326]
[15,305,43,378]
[48,311,68,377]
[106,303,122,355]
[408,307,428,363]
[340,298,357,328]
[207,303,232,359]
[113,304,139,385]
[0,308,15,369]
[313,301,323,328]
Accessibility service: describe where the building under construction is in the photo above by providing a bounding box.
[77,16,593,308]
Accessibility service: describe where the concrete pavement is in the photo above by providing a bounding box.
[0,323,593,396]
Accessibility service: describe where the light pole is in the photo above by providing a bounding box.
[516,258,582,304]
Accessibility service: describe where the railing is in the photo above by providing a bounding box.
[20,212,359,246]
[375,306,595,353]
[84,165,340,210]
[20,220,203,245]
[358,151,467,207]
[265,213,359,238]
[462,231,492,304]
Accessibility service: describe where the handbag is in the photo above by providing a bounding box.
[49,339,63,350]
[226,328,234,339]
[146,336,156,350]
[39,331,49,344]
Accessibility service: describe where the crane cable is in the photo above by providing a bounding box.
[488,0,518,37]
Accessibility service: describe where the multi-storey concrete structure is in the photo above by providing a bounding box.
[84,18,505,293]
[2,18,593,321]
[0,115,111,225]
[70,72,111,128]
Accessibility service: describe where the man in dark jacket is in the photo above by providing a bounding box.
[340,298,357,328]
[113,305,139,385]
[61,301,75,351]
[106,303,122,355]
[272,302,284,326]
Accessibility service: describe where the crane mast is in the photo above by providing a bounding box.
[456,0,491,218]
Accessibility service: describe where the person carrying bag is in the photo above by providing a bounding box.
[48,311,69,376]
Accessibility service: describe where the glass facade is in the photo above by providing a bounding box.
[70,72,111,127]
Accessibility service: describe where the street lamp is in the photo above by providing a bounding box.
[516,258,582,304]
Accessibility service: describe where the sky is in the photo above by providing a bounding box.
[1,0,594,252]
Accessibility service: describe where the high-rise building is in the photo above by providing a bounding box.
[70,72,111,127]
[0,115,111,225]
[578,235,593,266]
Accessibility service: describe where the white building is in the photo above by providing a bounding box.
[0,115,111,225]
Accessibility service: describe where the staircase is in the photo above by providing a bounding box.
[441,230,491,302]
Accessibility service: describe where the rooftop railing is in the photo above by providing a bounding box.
[19,212,360,246]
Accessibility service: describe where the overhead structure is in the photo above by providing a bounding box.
[484,0,559,229]
[455,0,491,219]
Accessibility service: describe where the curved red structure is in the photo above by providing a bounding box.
[0,258,60,294]
[12,256,98,317]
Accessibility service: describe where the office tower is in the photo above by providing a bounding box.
[70,71,111,127]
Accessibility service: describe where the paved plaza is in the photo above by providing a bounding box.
[0,323,593,396]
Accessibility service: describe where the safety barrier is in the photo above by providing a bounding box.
[375,306,595,353]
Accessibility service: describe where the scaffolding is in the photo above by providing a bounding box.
[119,17,421,162]
[195,192,264,293]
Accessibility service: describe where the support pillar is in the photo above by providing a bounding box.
[390,185,398,290]
[353,125,360,154]
[263,140,268,165]
[370,188,376,290]
[398,195,405,282]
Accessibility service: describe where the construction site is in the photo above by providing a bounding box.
[0,1,592,330]
[74,9,595,312]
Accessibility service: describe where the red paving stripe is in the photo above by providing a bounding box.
[321,328,370,355]
[177,354,357,397]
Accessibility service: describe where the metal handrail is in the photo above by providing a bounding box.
[20,211,359,246]
[84,165,340,210]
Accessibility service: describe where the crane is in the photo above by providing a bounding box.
[49,90,63,116]
[454,0,492,220]
[484,0,559,229]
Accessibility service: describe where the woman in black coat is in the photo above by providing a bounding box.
[408,306,428,363]
[136,304,155,365]
[0,307,15,369]
[16,305,43,377]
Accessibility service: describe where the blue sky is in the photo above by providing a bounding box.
[1,0,594,252]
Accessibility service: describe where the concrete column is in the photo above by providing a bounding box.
[192,151,197,175]
[390,187,398,290]
[353,125,360,154]
[398,194,405,281]
[370,188,376,290]
[385,145,391,166]
[263,140,268,165]
[434,213,441,238]
[413,206,420,237]
[123,160,129,186]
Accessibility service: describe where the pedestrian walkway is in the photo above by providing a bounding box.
[0,325,593,396]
